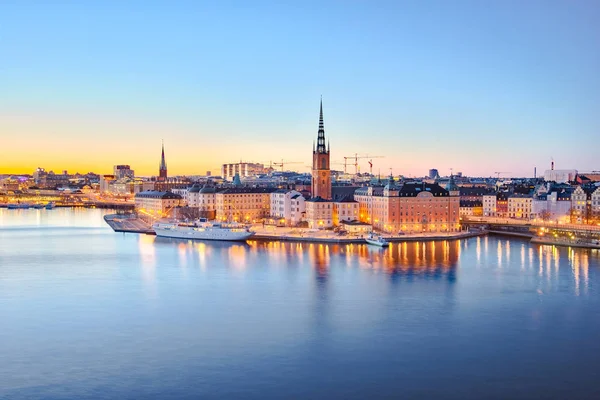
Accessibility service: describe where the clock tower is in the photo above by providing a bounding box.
[311,98,331,200]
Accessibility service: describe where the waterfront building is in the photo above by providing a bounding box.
[215,187,276,223]
[496,192,509,218]
[333,196,359,225]
[459,200,483,217]
[135,190,183,222]
[508,194,533,219]
[354,178,460,233]
[113,165,134,179]
[532,188,572,222]
[269,189,306,226]
[571,185,596,224]
[0,177,21,192]
[341,220,372,234]
[159,141,168,181]
[592,187,600,222]
[305,197,334,228]
[221,162,267,181]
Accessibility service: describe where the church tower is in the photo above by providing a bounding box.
[311,98,331,199]
[159,140,168,181]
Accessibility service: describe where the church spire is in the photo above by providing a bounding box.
[316,97,326,154]
[159,140,167,180]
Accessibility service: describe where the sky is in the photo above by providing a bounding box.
[1,0,599,177]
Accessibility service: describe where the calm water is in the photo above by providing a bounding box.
[1,208,600,399]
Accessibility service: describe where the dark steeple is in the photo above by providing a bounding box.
[159,140,167,180]
[316,97,327,154]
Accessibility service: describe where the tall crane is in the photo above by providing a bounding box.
[343,154,384,174]
[269,159,303,172]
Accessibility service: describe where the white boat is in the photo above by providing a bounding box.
[365,233,389,247]
[153,219,255,242]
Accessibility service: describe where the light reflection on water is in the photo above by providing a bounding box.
[1,209,600,399]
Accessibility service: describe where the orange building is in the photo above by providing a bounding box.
[353,177,460,233]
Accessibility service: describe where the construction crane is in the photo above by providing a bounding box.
[343,154,384,174]
[269,159,303,172]
[494,171,511,178]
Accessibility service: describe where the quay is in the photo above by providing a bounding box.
[102,215,486,243]
[103,214,154,234]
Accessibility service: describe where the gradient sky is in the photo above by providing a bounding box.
[1,0,599,177]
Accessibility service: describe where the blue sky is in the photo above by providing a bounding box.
[1,0,599,176]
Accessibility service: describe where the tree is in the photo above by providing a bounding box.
[539,209,551,222]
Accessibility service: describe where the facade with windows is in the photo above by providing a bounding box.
[215,188,276,223]
[354,181,460,233]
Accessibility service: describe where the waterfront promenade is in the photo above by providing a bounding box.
[103,214,484,243]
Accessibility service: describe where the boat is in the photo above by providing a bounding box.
[365,233,390,247]
[153,218,255,242]
[531,236,600,250]
[32,204,44,209]
[7,203,30,209]
[45,202,55,209]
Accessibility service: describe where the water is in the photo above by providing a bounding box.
[1,208,599,399]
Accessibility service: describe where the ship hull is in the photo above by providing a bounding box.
[154,224,255,242]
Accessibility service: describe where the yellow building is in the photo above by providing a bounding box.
[215,188,276,223]
[135,190,183,223]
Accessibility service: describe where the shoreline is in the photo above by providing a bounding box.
[103,214,486,243]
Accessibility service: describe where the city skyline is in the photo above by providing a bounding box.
[2,1,599,176]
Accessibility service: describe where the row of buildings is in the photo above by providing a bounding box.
[481,183,600,224]
[135,100,462,233]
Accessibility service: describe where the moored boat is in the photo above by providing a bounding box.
[7,203,30,209]
[365,233,389,247]
[45,202,56,209]
[153,219,255,242]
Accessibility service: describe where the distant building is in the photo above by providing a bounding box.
[428,169,439,179]
[544,169,577,184]
[221,162,267,181]
[113,165,134,179]
[99,175,116,193]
